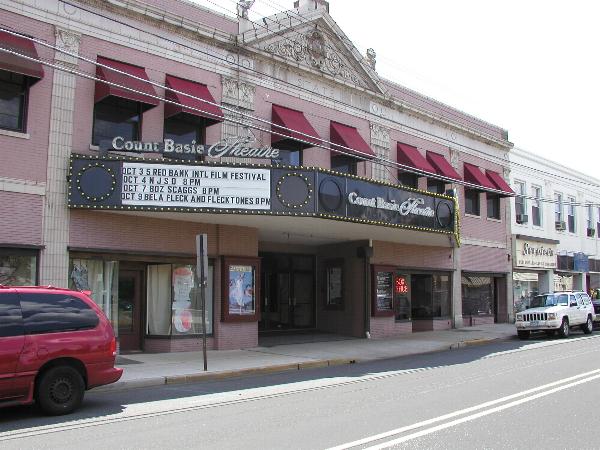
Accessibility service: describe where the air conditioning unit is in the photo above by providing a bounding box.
[516,214,528,224]
[555,221,566,231]
[587,228,596,237]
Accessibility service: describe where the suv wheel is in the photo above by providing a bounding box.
[557,317,570,338]
[36,366,85,415]
[581,315,593,335]
[517,330,530,340]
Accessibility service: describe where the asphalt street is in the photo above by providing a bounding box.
[1,332,600,450]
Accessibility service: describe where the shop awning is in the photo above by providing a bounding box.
[463,162,496,190]
[426,151,462,181]
[396,143,435,174]
[485,170,515,195]
[0,30,44,82]
[94,56,159,110]
[271,104,321,149]
[330,121,375,159]
[164,75,224,124]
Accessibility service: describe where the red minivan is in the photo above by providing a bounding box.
[0,286,123,415]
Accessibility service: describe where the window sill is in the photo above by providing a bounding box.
[0,129,30,140]
[89,144,99,151]
[486,217,502,223]
[464,213,481,219]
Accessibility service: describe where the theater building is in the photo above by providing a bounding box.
[0,0,513,351]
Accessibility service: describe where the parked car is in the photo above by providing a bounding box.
[515,291,595,340]
[0,285,122,415]
[593,296,600,328]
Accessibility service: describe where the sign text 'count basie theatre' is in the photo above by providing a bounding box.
[68,155,456,235]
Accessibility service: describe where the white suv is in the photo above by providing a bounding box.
[515,291,595,340]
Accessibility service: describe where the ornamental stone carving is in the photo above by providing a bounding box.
[54,28,81,65]
[365,48,376,71]
[264,30,365,88]
[236,0,255,19]
[222,76,255,110]
[449,148,460,169]
[370,123,390,148]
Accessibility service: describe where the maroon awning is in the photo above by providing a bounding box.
[486,170,514,195]
[426,151,462,181]
[463,163,496,190]
[94,56,159,109]
[0,30,44,82]
[271,104,321,149]
[164,75,224,124]
[396,143,435,174]
[330,122,375,159]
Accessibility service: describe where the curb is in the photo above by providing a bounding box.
[93,358,357,393]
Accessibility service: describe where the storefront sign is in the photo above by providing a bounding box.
[68,155,456,236]
[101,136,280,160]
[514,238,557,269]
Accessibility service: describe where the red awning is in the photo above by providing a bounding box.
[463,163,496,190]
[94,56,159,109]
[486,170,514,194]
[0,30,44,81]
[330,122,375,159]
[271,104,321,149]
[426,151,462,181]
[164,75,223,124]
[396,143,435,174]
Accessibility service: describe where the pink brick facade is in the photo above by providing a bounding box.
[0,0,513,352]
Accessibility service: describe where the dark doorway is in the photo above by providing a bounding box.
[118,270,143,351]
[260,253,315,331]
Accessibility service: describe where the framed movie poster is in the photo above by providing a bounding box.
[372,265,395,317]
[324,259,344,310]
[222,257,260,322]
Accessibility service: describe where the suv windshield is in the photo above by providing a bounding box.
[530,293,569,308]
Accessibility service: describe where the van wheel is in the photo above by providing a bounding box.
[581,315,593,334]
[557,318,570,338]
[517,330,530,340]
[36,366,85,416]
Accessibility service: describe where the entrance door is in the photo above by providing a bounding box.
[259,254,315,331]
[118,270,143,351]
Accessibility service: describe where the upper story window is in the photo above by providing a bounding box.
[93,97,142,145]
[331,155,357,175]
[0,70,29,132]
[587,205,595,237]
[398,171,418,189]
[532,185,542,227]
[465,189,480,216]
[487,193,501,220]
[92,56,159,146]
[554,192,563,225]
[427,178,446,194]
[567,196,576,233]
[0,30,44,133]
[597,207,600,237]
[514,180,526,222]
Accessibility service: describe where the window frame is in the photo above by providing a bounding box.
[514,180,526,217]
[567,196,576,233]
[0,70,30,133]
[486,193,501,220]
[554,192,563,224]
[531,185,543,227]
[330,155,358,176]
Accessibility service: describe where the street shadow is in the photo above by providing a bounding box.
[0,331,597,433]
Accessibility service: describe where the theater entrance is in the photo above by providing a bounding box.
[259,253,315,331]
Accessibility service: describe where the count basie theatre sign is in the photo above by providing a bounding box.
[68,154,457,235]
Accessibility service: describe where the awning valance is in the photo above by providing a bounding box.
[330,121,375,159]
[164,75,223,124]
[94,56,159,110]
[396,143,435,174]
[485,170,514,195]
[271,104,321,149]
[426,151,462,181]
[463,162,496,190]
[0,30,44,82]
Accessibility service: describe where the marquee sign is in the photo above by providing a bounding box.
[68,154,457,236]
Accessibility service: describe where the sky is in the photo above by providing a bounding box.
[193,0,600,178]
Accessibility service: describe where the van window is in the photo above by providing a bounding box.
[0,292,23,337]
[20,294,99,335]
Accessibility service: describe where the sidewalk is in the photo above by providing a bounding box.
[97,323,516,392]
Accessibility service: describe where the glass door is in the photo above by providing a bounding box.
[118,270,143,351]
